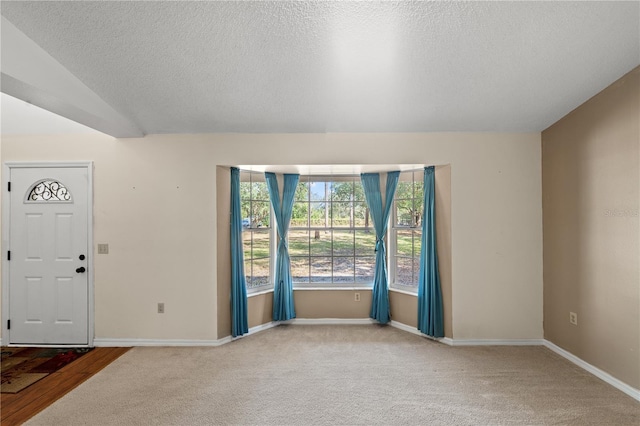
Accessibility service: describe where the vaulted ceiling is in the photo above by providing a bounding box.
[1,1,639,137]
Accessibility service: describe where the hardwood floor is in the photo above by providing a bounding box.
[1,347,130,426]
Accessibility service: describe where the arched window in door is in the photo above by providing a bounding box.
[25,179,73,202]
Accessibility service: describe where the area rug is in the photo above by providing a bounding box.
[1,347,93,393]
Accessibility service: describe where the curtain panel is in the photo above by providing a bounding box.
[230,167,249,337]
[265,172,299,321]
[361,171,400,324]
[417,166,444,337]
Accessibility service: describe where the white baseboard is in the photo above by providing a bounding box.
[283,318,378,325]
[389,321,543,347]
[389,320,452,344]
[543,340,640,402]
[450,338,545,346]
[93,321,280,347]
[249,321,279,333]
[231,321,278,341]
[93,338,227,347]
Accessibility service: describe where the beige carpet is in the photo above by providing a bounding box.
[27,325,639,425]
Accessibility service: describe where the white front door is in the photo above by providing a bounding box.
[7,165,90,345]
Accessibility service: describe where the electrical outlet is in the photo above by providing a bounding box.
[97,244,109,254]
[158,303,165,314]
[569,312,577,325]
[354,292,360,302]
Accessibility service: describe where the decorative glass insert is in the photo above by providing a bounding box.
[26,180,72,202]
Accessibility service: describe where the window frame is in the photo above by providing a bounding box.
[240,170,276,294]
[289,175,376,289]
[389,169,424,294]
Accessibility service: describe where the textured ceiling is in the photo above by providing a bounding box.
[1,1,639,135]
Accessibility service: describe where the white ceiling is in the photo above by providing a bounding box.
[1,1,639,137]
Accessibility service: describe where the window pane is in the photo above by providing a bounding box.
[244,258,252,284]
[355,257,375,282]
[331,181,353,202]
[252,230,270,259]
[239,171,273,291]
[395,181,413,200]
[333,257,355,283]
[413,203,423,228]
[413,256,421,285]
[241,200,251,226]
[249,258,271,288]
[353,202,370,228]
[288,230,310,257]
[243,232,252,260]
[395,256,413,285]
[396,230,413,256]
[252,181,270,201]
[353,181,365,201]
[333,230,354,256]
[310,230,332,256]
[414,171,424,201]
[355,230,375,257]
[414,230,422,257]
[310,202,327,227]
[332,202,352,227]
[291,257,310,283]
[395,199,413,227]
[310,257,332,283]
[309,182,327,201]
[295,181,309,202]
[291,201,308,227]
[252,201,271,228]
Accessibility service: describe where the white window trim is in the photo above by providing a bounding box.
[247,287,274,298]
[290,175,376,288]
[241,170,276,295]
[389,286,418,297]
[388,169,423,294]
[237,167,430,292]
[293,286,374,291]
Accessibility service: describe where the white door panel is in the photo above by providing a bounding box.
[9,166,89,345]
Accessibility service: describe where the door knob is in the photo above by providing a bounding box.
[76,267,86,273]
[79,254,85,260]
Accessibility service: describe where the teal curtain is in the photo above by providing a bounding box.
[230,167,249,337]
[361,171,400,324]
[265,172,299,321]
[417,166,444,337]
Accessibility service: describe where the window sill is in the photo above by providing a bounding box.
[389,287,418,297]
[247,288,274,298]
[293,286,373,291]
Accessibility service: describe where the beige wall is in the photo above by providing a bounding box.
[248,293,273,328]
[542,67,640,388]
[216,166,232,337]
[435,164,453,338]
[389,291,417,328]
[1,132,542,342]
[294,290,372,318]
